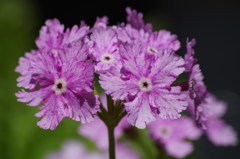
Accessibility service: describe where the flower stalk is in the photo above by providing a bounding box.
[98,95,126,159]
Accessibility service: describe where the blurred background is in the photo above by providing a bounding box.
[0,0,240,159]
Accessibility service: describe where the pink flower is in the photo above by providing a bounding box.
[184,39,238,146]
[36,19,89,52]
[126,7,152,32]
[184,39,207,127]
[146,30,180,54]
[16,41,99,130]
[16,19,89,88]
[117,26,179,53]
[88,27,121,73]
[198,94,238,146]
[100,41,187,128]
[149,117,202,158]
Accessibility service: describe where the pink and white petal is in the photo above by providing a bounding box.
[155,30,180,51]
[165,141,193,159]
[180,117,202,140]
[35,95,70,130]
[67,61,94,93]
[16,86,52,106]
[89,27,118,58]
[62,25,89,45]
[120,41,151,77]
[126,7,152,32]
[125,94,156,129]
[99,68,139,100]
[190,64,207,96]
[64,90,100,124]
[150,86,187,119]
[36,19,64,49]
[206,119,238,146]
[150,51,185,86]
[204,94,227,118]
[61,40,88,63]
[184,39,196,71]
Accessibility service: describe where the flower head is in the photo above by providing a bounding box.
[88,27,121,73]
[197,94,238,146]
[100,41,187,128]
[36,19,89,51]
[184,39,238,146]
[149,117,202,158]
[16,41,99,130]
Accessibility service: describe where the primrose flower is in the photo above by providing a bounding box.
[36,19,89,51]
[149,117,202,158]
[184,39,238,146]
[184,39,207,126]
[197,94,238,146]
[16,41,99,130]
[100,41,187,128]
[16,19,89,88]
[88,27,121,73]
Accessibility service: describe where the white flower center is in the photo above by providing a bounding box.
[158,125,172,139]
[100,53,114,64]
[52,78,67,95]
[147,46,158,54]
[52,49,58,57]
[138,77,153,92]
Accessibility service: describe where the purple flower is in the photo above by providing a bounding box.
[100,41,187,128]
[197,94,238,146]
[146,30,180,54]
[184,39,238,146]
[88,27,121,73]
[36,19,89,51]
[16,41,99,130]
[149,117,202,158]
[184,39,207,126]
[126,7,152,32]
[16,19,89,88]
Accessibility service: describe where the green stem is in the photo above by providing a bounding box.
[108,126,115,159]
[98,95,127,159]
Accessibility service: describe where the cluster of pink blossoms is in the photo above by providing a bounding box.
[16,7,237,159]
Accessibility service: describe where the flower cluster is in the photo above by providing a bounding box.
[16,7,238,159]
